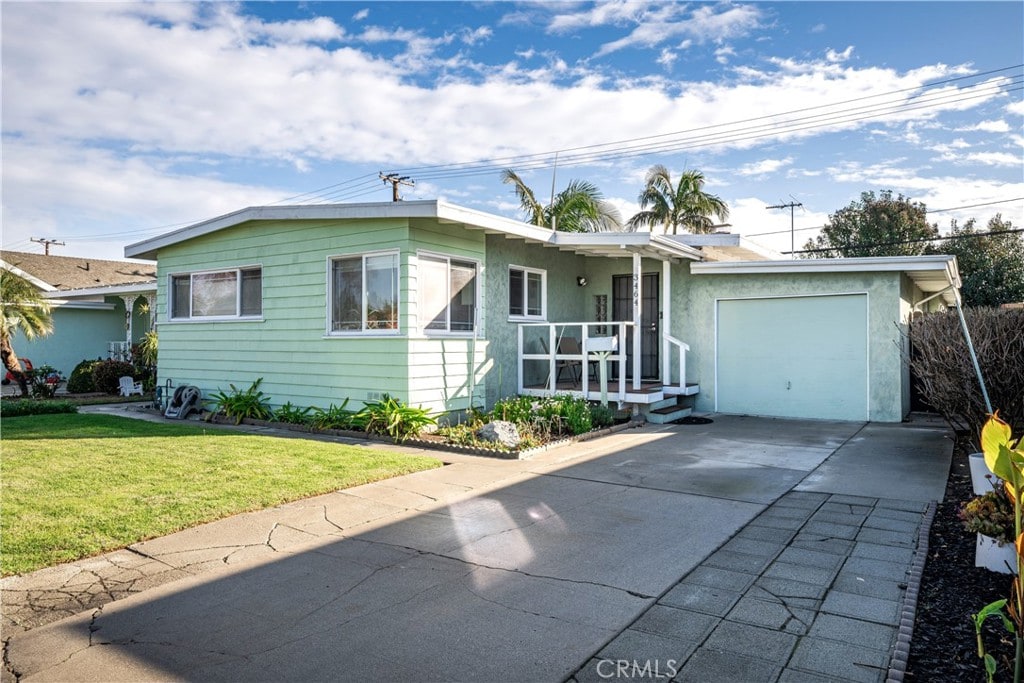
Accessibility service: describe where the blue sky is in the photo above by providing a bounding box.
[2,1,1021,259]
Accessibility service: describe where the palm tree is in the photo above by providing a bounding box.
[1,269,54,397]
[501,169,628,233]
[627,165,730,234]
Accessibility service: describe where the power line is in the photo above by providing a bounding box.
[788,227,1024,255]
[745,197,1024,238]
[286,65,1022,203]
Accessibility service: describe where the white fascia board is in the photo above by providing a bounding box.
[552,232,702,261]
[0,260,57,292]
[43,281,157,299]
[691,255,961,293]
[125,200,557,259]
[692,255,955,276]
[49,300,117,311]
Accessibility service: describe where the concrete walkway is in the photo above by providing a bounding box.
[2,410,952,682]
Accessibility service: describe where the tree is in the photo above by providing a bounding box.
[501,169,626,233]
[627,165,730,234]
[1,269,54,397]
[802,190,938,258]
[926,215,1024,307]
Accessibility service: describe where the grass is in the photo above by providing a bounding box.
[1,413,443,576]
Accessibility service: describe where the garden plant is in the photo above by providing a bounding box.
[972,413,1024,682]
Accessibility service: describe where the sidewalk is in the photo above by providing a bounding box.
[2,410,952,682]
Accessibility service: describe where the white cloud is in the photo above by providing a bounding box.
[460,26,493,46]
[576,3,764,57]
[1008,100,1024,116]
[352,8,369,22]
[737,157,794,176]
[1,140,281,259]
[825,46,854,63]
[810,23,826,34]
[715,46,736,65]
[958,119,1011,133]
[656,48,677,70]
[962,152,1022,167]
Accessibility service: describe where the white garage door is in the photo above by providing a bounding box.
[716,294,868,421]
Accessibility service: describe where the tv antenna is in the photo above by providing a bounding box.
[766,200,803,259]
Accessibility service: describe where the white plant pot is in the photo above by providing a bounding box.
[976,533,1018,574]
[970,452,1000,495]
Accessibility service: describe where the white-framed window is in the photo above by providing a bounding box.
[169,266,262,320]
[419,252,478,334]
[328,250,400,334]
[508,265,546,319]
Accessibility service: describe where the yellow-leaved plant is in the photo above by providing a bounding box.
[974,413,1024,683]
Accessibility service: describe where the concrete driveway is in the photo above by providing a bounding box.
[3,414,951,682]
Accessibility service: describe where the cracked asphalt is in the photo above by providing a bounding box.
[2,411,952,682]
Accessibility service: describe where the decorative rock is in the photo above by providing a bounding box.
[476,420,521,449]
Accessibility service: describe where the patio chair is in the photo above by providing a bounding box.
[556,337,584,387]
[119,376,144,397]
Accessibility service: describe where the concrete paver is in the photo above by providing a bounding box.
[2,410,952,682]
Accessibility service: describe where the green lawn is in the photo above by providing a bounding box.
[1,413,442,576]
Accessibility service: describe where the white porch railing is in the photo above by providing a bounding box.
[661,333,690,394]
[517,321,691,404]
[518,321,631,401]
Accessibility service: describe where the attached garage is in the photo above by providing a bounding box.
[716,294,868,421]
[685,256,962,423]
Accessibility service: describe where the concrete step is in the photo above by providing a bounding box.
[646,405,692,424]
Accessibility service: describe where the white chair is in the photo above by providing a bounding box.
[119,376,143,397]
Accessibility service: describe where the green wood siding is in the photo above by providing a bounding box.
[155,217,495,415]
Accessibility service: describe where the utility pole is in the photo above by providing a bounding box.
[30,237,65,255]
[379,172,414,202]
[766,200,803,259]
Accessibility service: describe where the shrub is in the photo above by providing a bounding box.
[0,399,77,417]
[589,403,616,428]
[28,365,61,399]
[67,359,102,393]
[205,378,273,425]
[362,394,436,442]
[91,360,137,395]
[910,308,1024,436]
[491,395,537,424]
[272,402,312,425]
[310,399,366,431]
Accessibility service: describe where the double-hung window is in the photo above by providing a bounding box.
[419,253,477,333]
[169,267,262,320]
[329,251,399,333]
[508,265,545,319]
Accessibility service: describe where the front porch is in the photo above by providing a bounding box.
[517,320,699,409]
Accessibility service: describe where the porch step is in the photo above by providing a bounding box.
[643,394,695,424]
[664,383,700,397]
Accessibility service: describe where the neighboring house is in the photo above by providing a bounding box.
[0,251,157,379]
[125,200,958,423]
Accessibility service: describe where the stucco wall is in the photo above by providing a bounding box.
[684,269,907,422]
[482,235,588,406]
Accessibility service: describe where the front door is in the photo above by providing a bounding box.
[612,272,659,379]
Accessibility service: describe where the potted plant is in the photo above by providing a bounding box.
[970,450,1000,495]
[960,487,1017,573]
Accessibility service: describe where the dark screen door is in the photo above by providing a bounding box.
[612,272,659,379]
